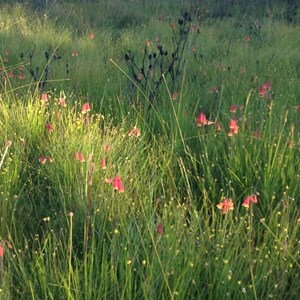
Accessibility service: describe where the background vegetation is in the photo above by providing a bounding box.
[0,0,299,299]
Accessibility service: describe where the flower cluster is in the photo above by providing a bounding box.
[259,81,271,98]
[106,176,125,193]
[196,112,214,127]
[0,243,4,257]
[216,198,234,214]
[230,104,243,113]
[242,194,258,208]
[217,195,258,214]
[39,156,53,164]
[228,119,239,137]
[74,152,85,162]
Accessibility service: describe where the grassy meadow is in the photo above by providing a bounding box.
[0,0,300,299]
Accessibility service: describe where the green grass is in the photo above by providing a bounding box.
[0,1,300,299]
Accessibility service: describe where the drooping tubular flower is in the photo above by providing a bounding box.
[106,175,124,193]
[228,119,239,136]
[242,194,258,208]
[100,157,106,169]
[46,122,54,133]
[128,127,141,137]
[39,156,47,164]
[157,223,163,236]
[217,198,234,214]
[0,243,4,257]
[259,81,272,97]
[197,112,208,126]
[82,102,90,114]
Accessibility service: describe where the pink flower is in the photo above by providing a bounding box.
[146,39,151,47]
[74,152,85,162]
[216,122,222,131]
[106,176,124,193]
[114,176,125,193]
[157,223,163,235]
[82,102,90,114]
[259,86,266,97]
[242,195,258,208]
[74,152,80,161]
[18,73,25,80]
[197,112,208,126]
[244,35,251,42]
[230,104,243,113]
[47,156,53,162]
[217,198,234,214]
[41,93,48,102]
[0,243,4,257]
[228,119,239,136]
[229,119,238,129]
[259,81,272,97]
[7,71,14,78]
[100,157,106,169]
[59,97,67,107]
[39,157,47,164]
[89,33,95,39]
[128,127,141,137]
[46,122,54,133]
[79,152,85,162]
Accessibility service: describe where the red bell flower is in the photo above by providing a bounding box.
[41,93,48,102]
[0,243,4,257]
[157,223,163,235]
[217,198,234,214]
[46,122,54,133]
[242,195,258,208]
[244,35,250,42]
[197,112,208,126]
[106,175,124,193]
[39,156,47,164]
[259,81,272,97]
[128,127,141,137]
[100,157,106,169]
[82,102,90,114]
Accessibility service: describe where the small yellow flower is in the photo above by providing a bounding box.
[127,260,132,265]
[114,229,119,235]
[142,260,147,266]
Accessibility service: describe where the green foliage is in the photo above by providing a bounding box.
[0,1,300,299]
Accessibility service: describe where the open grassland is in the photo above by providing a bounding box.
[0,1,300,299]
